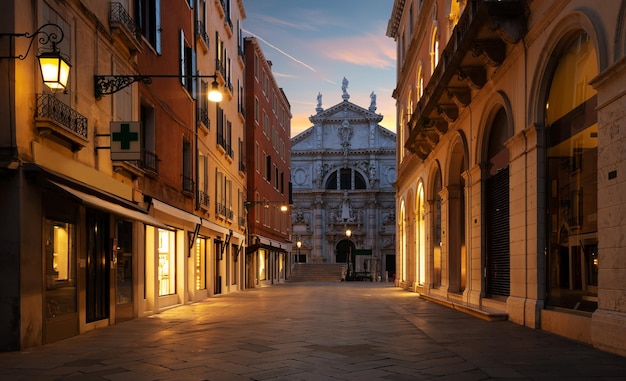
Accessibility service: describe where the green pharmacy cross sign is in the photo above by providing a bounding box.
[110,122,141,161]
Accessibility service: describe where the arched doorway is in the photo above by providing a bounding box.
[336,239,354,265]
[484,107,511,297]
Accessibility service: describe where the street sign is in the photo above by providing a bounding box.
[110,122,141,161]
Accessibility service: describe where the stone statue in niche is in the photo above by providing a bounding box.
[368,165,377,187]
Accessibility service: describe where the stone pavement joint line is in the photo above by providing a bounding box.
[1,283,626,380]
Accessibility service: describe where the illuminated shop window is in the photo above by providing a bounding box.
[45,219,76,318]
[195,237,207,290]
[158,229,176,296]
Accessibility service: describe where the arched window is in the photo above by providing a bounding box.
[416,63,424,100]
[431,26,439,74]
[325,169,367,190]
[545,31,598,312]
[407,89,413,121]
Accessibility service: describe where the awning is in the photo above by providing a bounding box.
[201,218,230,235]
[200,218,245,241]
[51,181,168,228]
[151,199,202,225]
[249,235,291,253]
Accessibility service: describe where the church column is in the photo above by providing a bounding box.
[313,196,324,263]
[368,199,377,278]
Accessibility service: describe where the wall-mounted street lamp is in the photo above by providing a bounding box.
[244,200,289,212]
[0,23,71,90]
[94,72,223,101]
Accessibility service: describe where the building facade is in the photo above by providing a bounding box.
[243,37,293,288]
[388,0,626,356]
[291,83,396,280]
[0,0,247,351]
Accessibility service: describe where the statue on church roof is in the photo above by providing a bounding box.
[369,91,377,111]
[341,77,350,100]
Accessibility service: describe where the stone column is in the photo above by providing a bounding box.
[590,57,626,356]
[368,199,377,279]
[466,165,483,306]
[444,185,464,293]
[313,196,324,263]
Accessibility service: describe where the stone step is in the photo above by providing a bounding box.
[289,264,345,282]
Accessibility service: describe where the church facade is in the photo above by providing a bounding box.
[291,81,397,280]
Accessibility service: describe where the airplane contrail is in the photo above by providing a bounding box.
[242,28,317,73]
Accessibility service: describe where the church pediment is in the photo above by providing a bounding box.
[309,100,383,124]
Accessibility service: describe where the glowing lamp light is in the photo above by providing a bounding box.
[38,51,71,90]
[208,80,223,102]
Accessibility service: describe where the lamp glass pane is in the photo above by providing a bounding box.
[208,88,222,102]
[39,55,70,90]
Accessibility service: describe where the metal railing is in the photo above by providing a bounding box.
[195,21,209,46]
[109,2,141,41]
[198,190,210,208]
[137,149,158,173]
[35,93,88,140]
[197,107,209,128]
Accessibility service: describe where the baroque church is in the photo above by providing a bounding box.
[291,79,397,280]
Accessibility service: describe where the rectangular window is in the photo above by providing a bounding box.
[158,229,176,296]
[216,104,225,149]
[254,98,259,122]
[195,237,207,290]
[45,219,76,318]
[238,138,245,173]
[255,143,260,173]
[266,155,271,181]
[135,0,161,54]
[140,103,158,172]
[182,139,193,192]
[216,170,224,217]
[226,178,233,220]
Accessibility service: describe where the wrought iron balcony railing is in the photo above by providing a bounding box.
[35,93,88,140]
[198,190,210,209]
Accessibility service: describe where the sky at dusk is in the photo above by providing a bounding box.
[242,1,397,138]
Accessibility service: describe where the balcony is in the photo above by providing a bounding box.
[197,107,209,132]
[198,190,210,210]
[35,93,88,152]
[216,202,227,218]
[405,0,528,159]
[195,21,209,52]
[109,2,142,54]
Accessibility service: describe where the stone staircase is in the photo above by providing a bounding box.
[288,263,346,282]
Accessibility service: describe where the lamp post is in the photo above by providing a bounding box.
[296,240,301,263]
[0,23,71,90]
[345,229,352,280]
